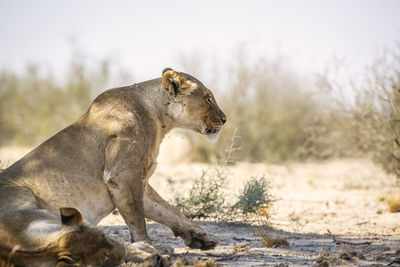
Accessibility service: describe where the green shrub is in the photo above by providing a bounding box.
[232,176,273,214]
[169,167,227,219]
[170,167,274,221]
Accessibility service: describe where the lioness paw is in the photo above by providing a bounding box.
[125,242,171,266]
[186,231,218,250]
[128,241,157,254]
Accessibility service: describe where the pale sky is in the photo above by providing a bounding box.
[0,0,399,87]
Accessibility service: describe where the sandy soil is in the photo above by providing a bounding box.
[1,144,400,266]
[100,159,400,266]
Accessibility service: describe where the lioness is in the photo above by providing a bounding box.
[0,208,125,267]
[0,68,226,265]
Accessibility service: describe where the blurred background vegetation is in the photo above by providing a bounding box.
[0,43,399,182]
[184,43,400,183]
[0,49,132,146]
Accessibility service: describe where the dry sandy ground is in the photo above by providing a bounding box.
[1,143,400,266]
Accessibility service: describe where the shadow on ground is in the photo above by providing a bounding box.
[101,220,400,266]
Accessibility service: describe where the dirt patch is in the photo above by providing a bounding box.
[101,219,399,266]
[99,159,400,266]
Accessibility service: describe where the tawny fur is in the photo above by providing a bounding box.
[0,208,125,267]
[0,68,226,266]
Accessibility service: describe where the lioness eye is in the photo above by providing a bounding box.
[58,256,75,264]
[205,96,213,105]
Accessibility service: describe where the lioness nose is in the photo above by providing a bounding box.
[221,118,226,125]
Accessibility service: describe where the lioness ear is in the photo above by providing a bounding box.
[60,207,84,227]
[161,68,185,97]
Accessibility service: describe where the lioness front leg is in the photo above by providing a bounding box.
[144,184,217,250]
[104,138,150,243]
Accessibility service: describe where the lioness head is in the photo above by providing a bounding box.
[56,208,125,267]
[162,68,227,142]
[1,208,125,267]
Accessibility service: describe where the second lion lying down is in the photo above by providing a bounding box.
[0,68,226,266]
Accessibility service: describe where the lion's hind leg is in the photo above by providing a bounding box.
[0,186,47,249]
[0,209,60,250]
[0,207,61,266]
[0,185,39,211]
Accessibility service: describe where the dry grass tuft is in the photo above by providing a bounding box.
[262,234,289,248]
[256,229,289,248]
[315,246,365,266]
[193,259,220,267]
[338,247,365,261]
[172,258,186,267]
[172,258,221,267]
[387,197,400,213]
[315,251,339,267]
[232,244,251,254]
[256,204,270,217]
